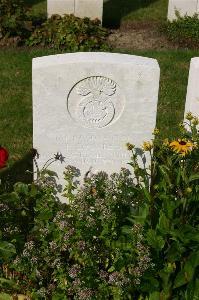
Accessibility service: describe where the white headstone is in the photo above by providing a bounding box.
[75,0,103,21]
[47,0,74,17]
[33,52,160,194]
[167,0,198,21]
[185,57,199,118]
[47,0,103,22]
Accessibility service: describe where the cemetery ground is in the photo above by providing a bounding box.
[28,0,172,50]
[1,0,199,299]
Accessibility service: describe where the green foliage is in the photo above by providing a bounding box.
[127,114,199,299]
[27,14,110,51]
[1,166,152,298]
[0,114,199,299]
[0,1,109,51]
[0,0,32,40]
[163,14,199,48]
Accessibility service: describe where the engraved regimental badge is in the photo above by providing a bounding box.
[67,76,125,129]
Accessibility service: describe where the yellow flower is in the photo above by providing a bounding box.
[126,143,135,151]
[169,139,194,156]
[142,141,153,151]
[192,117,199,126]
[153,128,160,135]
[185,112,194,121]
[163,138,169,146]
[186,187,192,194]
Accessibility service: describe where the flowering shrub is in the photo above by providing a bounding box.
[0,113,199,299]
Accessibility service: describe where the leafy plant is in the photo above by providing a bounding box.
[0,0,32,41]
[0,113,199,299]
[127,112,199,299]
[27,14,110,51]
[163,13,199,48]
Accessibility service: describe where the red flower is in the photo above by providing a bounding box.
[0,146,9,169]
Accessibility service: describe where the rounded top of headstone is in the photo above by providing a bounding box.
[32,52,159,70]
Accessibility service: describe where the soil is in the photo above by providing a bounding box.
[0,21,182,51]
[107,22,177,51]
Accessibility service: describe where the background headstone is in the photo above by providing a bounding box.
[47,0,103,22]
[167,0,198,21]
[75,0,103,21]
[47,0,74,17]
[33,52,160,195]
[185,57,199,118]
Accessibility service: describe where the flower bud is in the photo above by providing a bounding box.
[185,112,194,121]
[126,143,135,151]
[142,141,153,151]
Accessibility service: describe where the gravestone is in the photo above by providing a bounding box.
[185,57,199,118]
[167,0,198,21]
[47,0,74,17]
[47,0,103,22]
[75,0,103,21]
[33,52,160,195]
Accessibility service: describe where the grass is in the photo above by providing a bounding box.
[27,0,168,27]
[0,0,198,186]
[0,48,198,187]
[103,0,168,27]
[25,0,46,15]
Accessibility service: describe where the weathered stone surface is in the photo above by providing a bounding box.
[185,57,199,118]
[33,52,160,196]
[75,0,103,21]
[167,0,198,21]
[47,0,103,21]
[47,0,74,17]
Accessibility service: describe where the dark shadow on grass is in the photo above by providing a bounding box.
[24,0,45,7]
[103,0,158,28]
[0,151,33,193]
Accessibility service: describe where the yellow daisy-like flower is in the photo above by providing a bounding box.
[169,139,194,156]
[126,143,135,151]
[142,141,153,151]
[153,128,160,135]
[185,112,194,121]
[192,117,199,126]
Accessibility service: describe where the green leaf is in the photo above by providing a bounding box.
[173,270,187,288]
[158,211,170,233]
[146,229,165,251]
[0,293,12,300]
[166,241,185,261]
[0,241,16,261]
[158,165,172,187]
[0,277,17,289]
[142,188,152,202]
[133,203,149,224]
[41,169,58,178]
[188,173,199,183]
[108,266,115,272]
[148,291,160,300]
[174,251,199,288]
[14,182,29,195]
[121,226,133,235]
[52,293,68,300]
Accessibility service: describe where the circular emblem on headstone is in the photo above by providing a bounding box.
[67,76,125,128]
